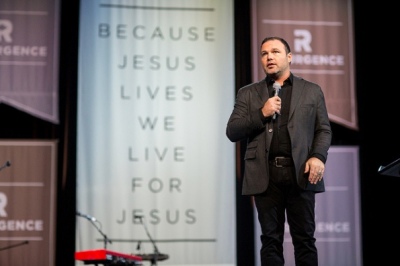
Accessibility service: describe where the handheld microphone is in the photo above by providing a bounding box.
[76,211,97,222]
[272,82,281,120]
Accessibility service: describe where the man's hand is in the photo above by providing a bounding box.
[304,157,325,184]
[261,96,281,117]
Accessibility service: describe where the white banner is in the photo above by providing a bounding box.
[76,1,235,265]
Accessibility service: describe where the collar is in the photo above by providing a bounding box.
[266,73,293,86]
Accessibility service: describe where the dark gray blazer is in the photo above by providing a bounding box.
[226,74,332,195]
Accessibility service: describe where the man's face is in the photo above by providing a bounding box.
[260,40,292,77]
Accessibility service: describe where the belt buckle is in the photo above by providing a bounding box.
[274,156,285,167]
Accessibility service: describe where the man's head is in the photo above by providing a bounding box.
[260,36,292,82]
[260,36,291,54]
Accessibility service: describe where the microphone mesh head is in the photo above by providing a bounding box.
[273,82,281,96]
[273,82,281,90]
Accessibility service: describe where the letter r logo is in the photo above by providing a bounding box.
[293,29,312,53]
[0,192,8,217]
[0,20,13,43]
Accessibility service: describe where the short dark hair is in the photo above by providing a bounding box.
[260,36,291,54]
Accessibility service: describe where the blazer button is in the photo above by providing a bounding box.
[268,129,273,132]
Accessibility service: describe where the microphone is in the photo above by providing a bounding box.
[0,161,11,171]
[76,211,97,222]
[272,82,281,120]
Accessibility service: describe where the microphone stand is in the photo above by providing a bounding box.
[0,241,29,251]
[0,161,11,172]
[137,217,160,266]
[77,212,112,249]
[91,218,112,249]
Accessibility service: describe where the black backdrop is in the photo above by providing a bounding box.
[0,1,399,265]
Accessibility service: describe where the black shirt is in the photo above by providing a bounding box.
[266,74,293,159]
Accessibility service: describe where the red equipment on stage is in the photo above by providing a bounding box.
[75,249,143,265]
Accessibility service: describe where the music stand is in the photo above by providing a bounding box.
[378,158,400,177]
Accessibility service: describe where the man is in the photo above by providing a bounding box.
[226,36,332,265]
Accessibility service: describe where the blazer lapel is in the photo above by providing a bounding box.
[255,79,269,103]
[289,76,305,120]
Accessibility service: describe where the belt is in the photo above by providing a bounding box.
[269,157,294,167]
